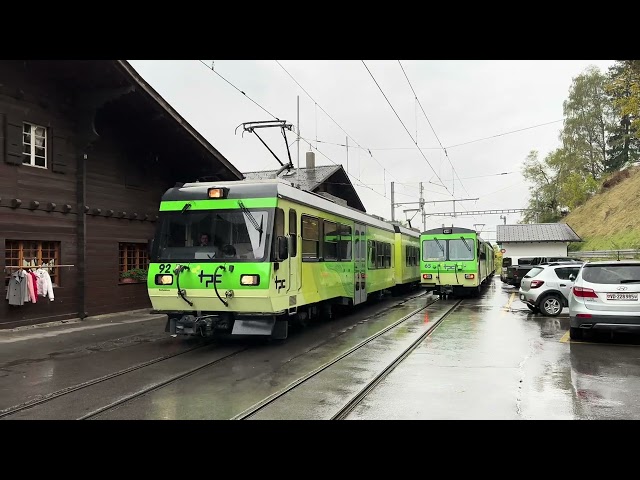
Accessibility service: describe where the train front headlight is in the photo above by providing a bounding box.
[155,274,174,285]
[465,274,475,279]
[240,274,260,286]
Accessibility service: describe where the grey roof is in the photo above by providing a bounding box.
[243,165,340,192]
[497,223,582,243]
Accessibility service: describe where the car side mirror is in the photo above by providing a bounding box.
[277,236,288,261]
[569,274,576,281]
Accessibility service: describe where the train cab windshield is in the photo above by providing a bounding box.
[154,209,271,262]
[422,238,476,261]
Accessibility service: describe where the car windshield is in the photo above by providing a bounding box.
[582,264,640,284]
[155,209,270,262]
[524,267,544,278]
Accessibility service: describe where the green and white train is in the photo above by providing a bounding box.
[419,226,494,298]
[147,178,421,340]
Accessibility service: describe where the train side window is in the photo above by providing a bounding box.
[301,215,319,261]
[339,224,352,261]
[384,242,391,268]
[324,220,338,261]
[289,209,297,258]
[368,240,377,269]
[377,242,385,268]
[406,245,410,267]
[273,208,285,261]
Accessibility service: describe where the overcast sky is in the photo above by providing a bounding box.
[129,60,615,242]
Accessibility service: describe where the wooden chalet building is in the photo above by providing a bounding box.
[0,60,243,329]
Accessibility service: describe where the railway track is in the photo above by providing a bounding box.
[0,340,214,419]
[1,289,431,420]
[233,297,462,420]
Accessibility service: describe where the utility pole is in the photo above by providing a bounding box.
[346,136,348,175]
[296,95,300,187]
[420,181,425,231]
[391,181,395,221]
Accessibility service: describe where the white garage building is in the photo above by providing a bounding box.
[496,223,582,262]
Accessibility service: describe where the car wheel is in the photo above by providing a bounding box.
[539,294,563,317]
[526,304,539,313]
[569,327,583,341]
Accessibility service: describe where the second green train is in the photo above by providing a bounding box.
[419,226,494,298]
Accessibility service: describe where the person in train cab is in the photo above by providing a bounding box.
[199,233,210,247]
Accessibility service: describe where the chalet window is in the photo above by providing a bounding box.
[301,215,319,260]
[119,243,148,283]
[5,240,61,287]
[22,123,47,168]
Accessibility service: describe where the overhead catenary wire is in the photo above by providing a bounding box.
[198,60,279,120]
[197,60,393,205]
[398,60,469,197]
[275,60,399,182]
[361,60,453,198]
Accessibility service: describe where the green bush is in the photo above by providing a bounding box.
[120,268,148,281]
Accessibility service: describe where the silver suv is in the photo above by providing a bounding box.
[569,260,640,340]
[519,262,583,316]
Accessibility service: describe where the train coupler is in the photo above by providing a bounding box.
[166,313,234,337]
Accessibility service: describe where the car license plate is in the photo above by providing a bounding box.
[606,293,638,301]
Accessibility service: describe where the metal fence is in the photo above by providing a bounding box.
[568,249,640,260]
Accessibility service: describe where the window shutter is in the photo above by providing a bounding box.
[51,130,68,174]
[5,117,23,165]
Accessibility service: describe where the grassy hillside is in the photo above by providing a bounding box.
[565,166,640,251]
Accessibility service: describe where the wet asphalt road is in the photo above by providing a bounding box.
[3,278,640,419]
[346,278,640,420]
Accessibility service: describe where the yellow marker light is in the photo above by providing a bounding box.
[240,274,260,286]
[155,274,174,285]
[208,188,224,198]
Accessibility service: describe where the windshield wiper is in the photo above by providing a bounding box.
[460,236,472,252]
[620,279,640,283]
[434,238,444,254]
[238,200,264,243]
[181,202,192,214]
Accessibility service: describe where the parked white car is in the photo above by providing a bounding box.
[569,260,640,340]
[519,262,583,316]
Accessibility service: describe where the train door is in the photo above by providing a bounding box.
[273,207,289,297]
[354,223,367,305]
[287,209,300,295]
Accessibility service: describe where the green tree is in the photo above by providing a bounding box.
[606,60,640,171]
[521,150,566,223]
[561,66,616,181]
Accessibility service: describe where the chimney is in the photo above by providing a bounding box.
[306,151,315,169]
[306,151,316,182]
